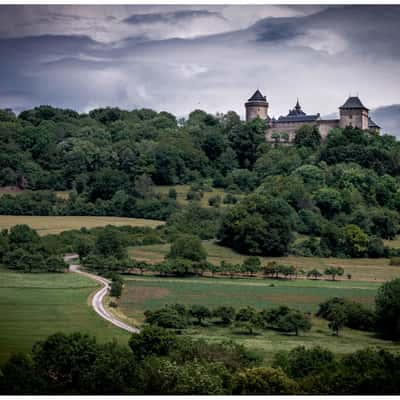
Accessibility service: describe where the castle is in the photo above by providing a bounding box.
[245,89,380,144]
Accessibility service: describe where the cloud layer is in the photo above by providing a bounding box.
[0,5,399,134]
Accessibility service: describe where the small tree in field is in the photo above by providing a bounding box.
[326,304,348,336]
[189,305,212,325]
[214,306,236,325]
[276,310,312,336]
[235,306,260,334]
[242,256,261,276]
[307,268,322,280]
[167,235,207,262]
[324,266,344,281]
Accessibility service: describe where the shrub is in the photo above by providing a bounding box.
[167,235,207,262]
[375,278,400,339]
[208,195,221,207]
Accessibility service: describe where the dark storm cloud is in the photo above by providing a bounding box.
[123,9,223,25]
[0,5,399,135]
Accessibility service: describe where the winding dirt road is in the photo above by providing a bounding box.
[65,255,139,334]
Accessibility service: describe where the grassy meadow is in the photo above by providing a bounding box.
[129,240,400,282]
[0,269,130,363]
[154,184,243,208]
[0,215,164,235]
[119,275,399,361]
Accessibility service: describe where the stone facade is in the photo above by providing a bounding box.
[244,90,380,145]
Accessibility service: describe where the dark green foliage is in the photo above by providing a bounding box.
[317,297,377,333]
[259,306,311,335]
[144,307,189,329]
[324,266,344,281]
[232,367,299,394]
[300,348,400,395]
[110,276,123,298]
[208,194,221,207]
[189,304,212,325]
[166,203,221,239]
[45,256,68,272]
[95,226,127,259]
[2,329,400,395]
[214,306,236,325]
[275,309,312,336]
[167,234,207,262]
[128,326,179,360]
[242,256,261,275]
[273,346,336,379]
[375,278,400,339]
[218,194,294,256]
[294,124,322,149]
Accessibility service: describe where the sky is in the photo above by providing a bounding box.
[1,4,400,121]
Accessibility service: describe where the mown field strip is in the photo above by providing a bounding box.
[0,215,164,235]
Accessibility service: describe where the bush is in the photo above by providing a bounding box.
[233,367,299,394]
[110,277,123,298]
[223,193,238,204]
[186,190,203,201]
[317,297,376,332]
[218,194,295,256]
[208,195,221,207]
[167,234,207,262]
[375,278,400,339]
[273,346,336,379]
[145,307,188,329]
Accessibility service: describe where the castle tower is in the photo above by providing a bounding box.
[245,89,269,122]
[339,96,369,130]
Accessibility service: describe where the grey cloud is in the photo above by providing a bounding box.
[123,9,223,25]
[0,5,399,137]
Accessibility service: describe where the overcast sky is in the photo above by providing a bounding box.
[1,4,399,120]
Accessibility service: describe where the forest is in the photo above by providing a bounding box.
[1,105,400,258]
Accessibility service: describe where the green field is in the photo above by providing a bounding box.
[0,269,129,363]
[119,275,399,361]
[129,241,400,282]
[0,215,164,235]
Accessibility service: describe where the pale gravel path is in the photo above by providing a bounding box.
[65,254,139,334]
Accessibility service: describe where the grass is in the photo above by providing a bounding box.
[119,275,399,362]
[154,185,243,208]
[129,241,400,282]
[384,236,400,249]
[0,269,130,364]
[0,215,165,236]
[120,275,379,319]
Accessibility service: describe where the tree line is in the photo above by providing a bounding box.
[2,104,400,257]
[1,327,400,395]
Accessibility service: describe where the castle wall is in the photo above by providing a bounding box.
[318,120,340,139]
[266,120,340,144]
[339,109,369,130]
[266,122,317,143]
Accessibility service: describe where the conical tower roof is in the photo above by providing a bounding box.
[247,89,266,102]
[340,96,368,110]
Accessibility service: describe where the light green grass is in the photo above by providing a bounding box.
[0,215,164,236]
[119,276,399,362]
[120,275,379,320]
[155,185,242,208]
[129,241,400,282]
[0,269,130,364]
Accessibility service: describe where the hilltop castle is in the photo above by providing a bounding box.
[245,90,380,144]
